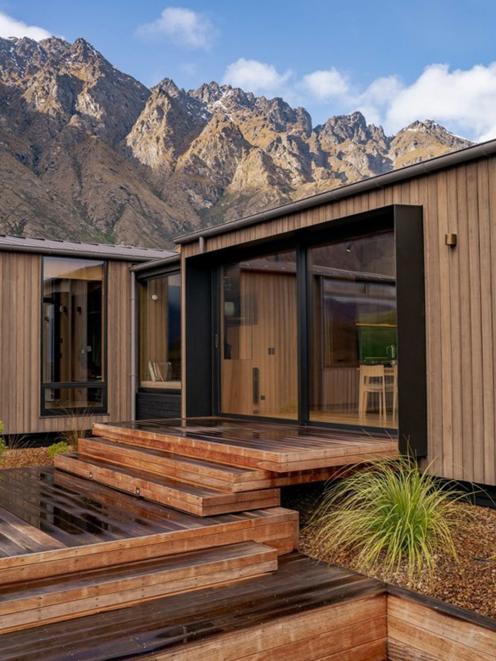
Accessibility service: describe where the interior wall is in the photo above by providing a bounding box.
[221,269,298,417]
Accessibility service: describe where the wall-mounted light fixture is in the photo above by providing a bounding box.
[445,233,457,248]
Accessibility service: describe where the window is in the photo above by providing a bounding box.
[309,231,397,428]
[138,272,181,390]
[41,257,106,415]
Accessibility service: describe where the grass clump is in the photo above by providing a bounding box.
[308,457,463,578]
[47,440,70,459]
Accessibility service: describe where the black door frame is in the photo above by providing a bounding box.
[184,204,427,457]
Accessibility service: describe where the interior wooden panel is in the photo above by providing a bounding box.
[139,277,168,383]
[221,268,297,417]
[0,255,133,434]
[182,155,496,486]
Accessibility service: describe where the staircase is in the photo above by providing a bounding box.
[0,418,394,638]
[0,542,277,634]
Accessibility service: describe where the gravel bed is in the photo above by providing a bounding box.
[0,448,53,469]
[284,483,496,620]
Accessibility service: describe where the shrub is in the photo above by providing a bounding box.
[47,441,70,459]
[307,457,463,578]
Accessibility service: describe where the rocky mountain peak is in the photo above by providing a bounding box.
[191,80,225,105]
[0,36,473,248]
[317,111,386,146]
[154,77,181,98]
[390,119,471,166]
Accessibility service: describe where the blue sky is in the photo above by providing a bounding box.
[2,1,496,139]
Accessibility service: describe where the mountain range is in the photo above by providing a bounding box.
[0,36,472,248]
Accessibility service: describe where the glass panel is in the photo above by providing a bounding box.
[309,231,397,428]
[42,257,105,413]
[139,273,181,390]
[221,250,297,418]
[43,387,104,412]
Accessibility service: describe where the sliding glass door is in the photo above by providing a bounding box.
[308,231,397,429]
[220,250,298,419]
[218,229,397,430]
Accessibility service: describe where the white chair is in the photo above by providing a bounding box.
[358,364,387,420]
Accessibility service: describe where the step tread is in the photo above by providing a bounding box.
[80,436,260,476]
[58,453,227,497]
[0,542,275,603]
[55,454,280,517]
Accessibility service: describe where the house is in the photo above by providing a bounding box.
[1,140,496,657]
[176,138,496,489]
[0,235,179,437]
[1,138,496,488]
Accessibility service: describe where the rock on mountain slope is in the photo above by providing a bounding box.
[0,36,472,248]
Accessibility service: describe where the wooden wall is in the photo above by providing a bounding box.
[182,156,496,486]
[155,595,387,660]
[0,253,133,435]
[388,595,496,660]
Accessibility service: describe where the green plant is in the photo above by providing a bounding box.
[307,457,464,578]
[47,441,70,459]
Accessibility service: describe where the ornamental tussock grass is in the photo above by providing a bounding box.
[307,457,465,578]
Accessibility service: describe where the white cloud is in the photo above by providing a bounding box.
[222,56,496,140]
[137,7,215,49]
[302,68,349,99]
[0,11,52,41]
[382,63,496,140]
[223,58,292,95]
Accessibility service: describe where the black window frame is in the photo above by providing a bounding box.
[40,256,108,417]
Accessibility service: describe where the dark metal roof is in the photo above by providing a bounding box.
[175,137,496,245]
[0,235,176,262]
[130,253,181,272]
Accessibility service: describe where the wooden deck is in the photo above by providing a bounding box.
[93,417,399,472]
[0,467,297,581]
[0,418,396,642]
[0,553,387,660]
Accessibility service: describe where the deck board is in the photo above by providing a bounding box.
[94,417,398,472]
[0,542,278,634]
[0,467,297,585]
[55,454,281,516]
[0,554,385,660]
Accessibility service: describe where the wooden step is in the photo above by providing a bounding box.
[83,435,363,488]
[77,437,271,492]
[93,421,398,472]
[55,454,280,516]
[0,542,277,634]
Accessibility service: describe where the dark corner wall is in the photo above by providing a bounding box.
[394,205,427,458]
